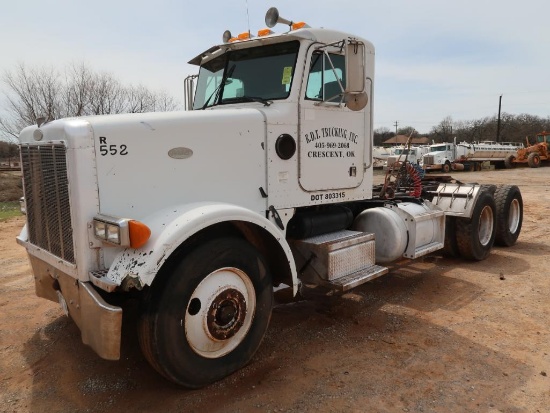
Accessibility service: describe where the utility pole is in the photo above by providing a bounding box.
[496,94,502,143]
[394,121,399,135]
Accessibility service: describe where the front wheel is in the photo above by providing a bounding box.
[528,152,541,168]
[494,185,523,247]
[442,162,451,173]
[456,190,497,261]
[138,237,273,388]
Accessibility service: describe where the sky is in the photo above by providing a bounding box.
[1,0,549,137]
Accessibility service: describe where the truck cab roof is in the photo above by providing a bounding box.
[189,27,374,66]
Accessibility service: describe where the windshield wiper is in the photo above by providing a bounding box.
[201,64,236,110]
[223,96,272,106]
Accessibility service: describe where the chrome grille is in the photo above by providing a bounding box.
[423,155,434,165]
[20,143,75,263]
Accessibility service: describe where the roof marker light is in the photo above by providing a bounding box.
[238,31,252,40]
[257,28,274,37]
[291,21,308,30]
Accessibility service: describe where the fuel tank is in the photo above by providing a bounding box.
[352,202,445,263]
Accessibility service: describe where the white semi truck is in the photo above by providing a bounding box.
[385,145,430,167]
[16,8,524,388]
[422,140,523,172]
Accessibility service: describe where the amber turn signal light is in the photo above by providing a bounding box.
[129,220,151,249]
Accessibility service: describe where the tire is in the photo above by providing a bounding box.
[504,155,516,169]
[138,237,273,388]
[442,216,460,258]
[442,162,451,173]
[468,163,475,172]
[528,152,541,168]
[494,185,523,247]
[456,190,497,261]
[475,162,482,171]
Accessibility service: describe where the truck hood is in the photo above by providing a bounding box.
[19,109,269,219]
[424,150,446,157]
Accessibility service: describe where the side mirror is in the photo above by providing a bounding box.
[344,40,367,111]
[345,40,365,93]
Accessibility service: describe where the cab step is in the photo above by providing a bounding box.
[290,229,388,291]
[324,264,388,292]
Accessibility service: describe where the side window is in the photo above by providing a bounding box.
[305,52,346,102]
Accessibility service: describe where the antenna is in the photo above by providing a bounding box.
[245,0,251,35]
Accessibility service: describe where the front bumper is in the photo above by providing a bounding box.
[26,253,122,360]
[423,164,443,171]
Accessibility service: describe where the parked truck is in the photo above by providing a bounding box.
[372,146,391,169]
[16,8,524,388]
[385,144,430,168]
[422,140,522,172]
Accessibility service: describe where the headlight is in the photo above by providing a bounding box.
[93,216,128,246]
[92,215,150,248]
[106,224,121,244]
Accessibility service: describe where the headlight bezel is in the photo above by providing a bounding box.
[92,215,130,246]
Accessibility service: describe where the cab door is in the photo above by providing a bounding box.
[299,49,366,191]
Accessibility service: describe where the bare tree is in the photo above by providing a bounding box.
[373,126,393,146]
[0,62,180,140]
[445,113,550,144]
[62,63,94,116]
[397,126,416,136]
[88,71,127,115]
[430,116,454,142]
[0,64,62,140]
[0,141,19,166]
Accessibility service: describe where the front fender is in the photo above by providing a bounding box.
[105,202,298,294]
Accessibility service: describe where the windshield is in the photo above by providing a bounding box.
[394,149,415,155]
[193,41,300,109]
[430,145,448,152]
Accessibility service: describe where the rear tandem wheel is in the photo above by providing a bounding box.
[442,216,460,258]
[494,185,523,247]
[455,191,497,261]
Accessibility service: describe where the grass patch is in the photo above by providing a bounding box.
[0,201,22,221]
[0,171,23,202]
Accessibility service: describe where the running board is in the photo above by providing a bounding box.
[323,265,388,292]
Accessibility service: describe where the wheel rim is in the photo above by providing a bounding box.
[478,205,494,246]
[185,267,256,359]
[507,199,521,234]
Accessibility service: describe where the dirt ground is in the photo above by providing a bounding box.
[1,167,549,413]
